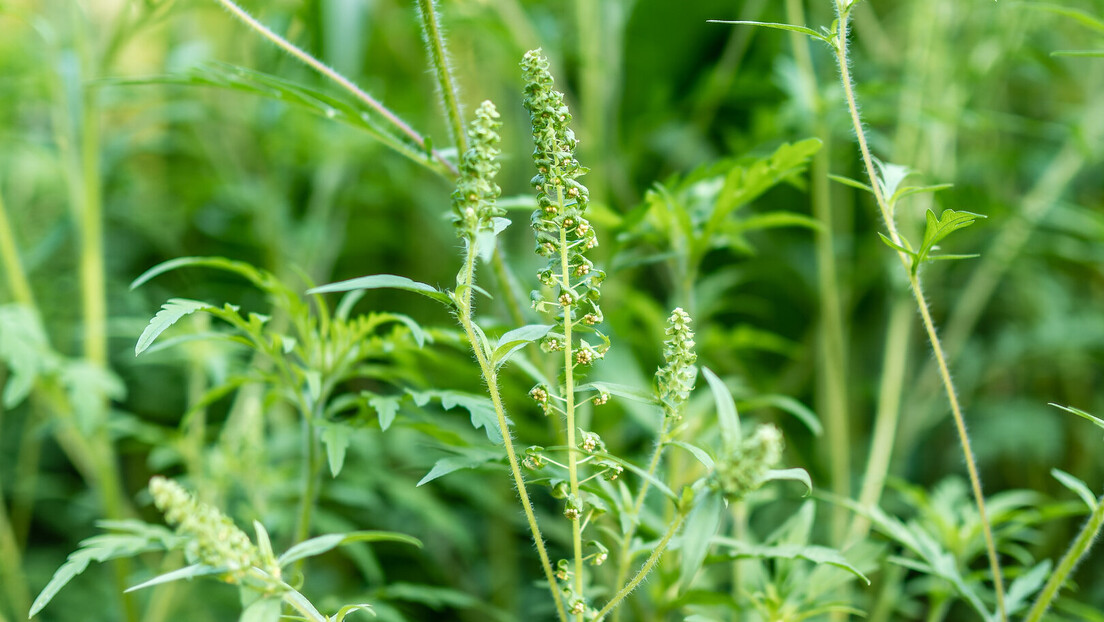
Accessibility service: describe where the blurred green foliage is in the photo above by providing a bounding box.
[2,0,1103,620]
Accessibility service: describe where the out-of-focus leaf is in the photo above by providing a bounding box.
[277,531,422,568]
[703,367,740,450]
[308,274,452,307]
[679,487,725,592]
[491,324,552,369]
[1051,468,1097,511]
[713,538,870,584]
[408,390,507,444]
[416,447,503,486]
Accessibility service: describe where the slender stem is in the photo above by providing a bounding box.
[594,510,687,622]
[456,242,569,622]
[559,224,584,621]
[416,0,466,154]
[610,425,669,622]
[832,4,1006,619]
[293,417,320,546]
[1024,493,1104,621]
[211,0,457,176]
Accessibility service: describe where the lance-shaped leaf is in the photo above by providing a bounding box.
[307,274,453,307]
[135,299,223,356]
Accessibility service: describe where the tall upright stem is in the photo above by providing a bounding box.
[456,243,568,622]
[558,222,584,621]
[832,3,1005,619]
[1024,492,1104,622]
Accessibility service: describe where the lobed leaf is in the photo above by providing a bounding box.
[135,299,219,356]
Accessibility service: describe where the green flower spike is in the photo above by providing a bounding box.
[149,476,279,580]
[521,49,605,330]
[451,100,504,240]
[712,424,784,502]
[656,307,698,420]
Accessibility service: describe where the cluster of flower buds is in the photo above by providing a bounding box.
[450,100,504,240]
[523,445,547,471]
[521,49,606,332]
[710,424,784,502]
[149,476,279,580]
[656,307,698,420]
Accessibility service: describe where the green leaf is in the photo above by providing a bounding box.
[917,209,986,267]
[376,312,430,348]
[740,394,822,436]
[280,587,328,622]
[669,440,715,470]
[307,274,452,307]
[321,423,354,477]
[872,158,912,201]
[877,232,916,257]
[707,20,832,45]
[107,63,448,178]
[679,488,725,592]
[366,393,402,431]
[702,367,741,450]
[131,256,276,292]
[1051,402,1104,432]
[1005,560,1052,615]
[0,304,55,409]
[491,324,553,369]
[31,525,178,616]
[277,531,422,568]
[125,563,226,593]
[417,447,503,486]
[1051,50,1104,57]
[724,211,824,234]
[1021,3,1104,34]
[828,174,873,194]
[408,390,507,444]
[713,538,870,584]
[135,299,219,356]
[764,468,813,496]
[331,603,376,622]
[574,381,660,405]
[1051,468,1098,511]
[241,596,284,622]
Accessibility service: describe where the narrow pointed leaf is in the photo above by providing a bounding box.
[135,299,218,356]
[307,274,452,306]
[679,488,725,591]
[708,20,831,44]
[703,367,740,450]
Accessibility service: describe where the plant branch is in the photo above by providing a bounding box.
[455,241,569,622]
[1024,492,1104,622]
[831,4,1006,619]
[594,510,687,622]
[211,0,457,176]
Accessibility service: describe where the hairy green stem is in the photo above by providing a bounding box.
[558,224,584,621]
[211,0,457,177]
[0,478,29,620]
[416,0,466,154]
[594,510,687,622]
[456,242,568,622]
[831,4,1006,619]
[1024,493,1104,622]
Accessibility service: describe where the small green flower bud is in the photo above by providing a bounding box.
[712,424,784,502]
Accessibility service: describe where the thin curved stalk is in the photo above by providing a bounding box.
[831,3,1005,619]
[1024,493,1104,622]
[416,0,466,154]
[594,510,687,622]
[212,0,457,177]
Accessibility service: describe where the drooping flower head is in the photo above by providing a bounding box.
[451,100,504,240]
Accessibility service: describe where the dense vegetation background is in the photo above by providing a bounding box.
[1,0,1102,620]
